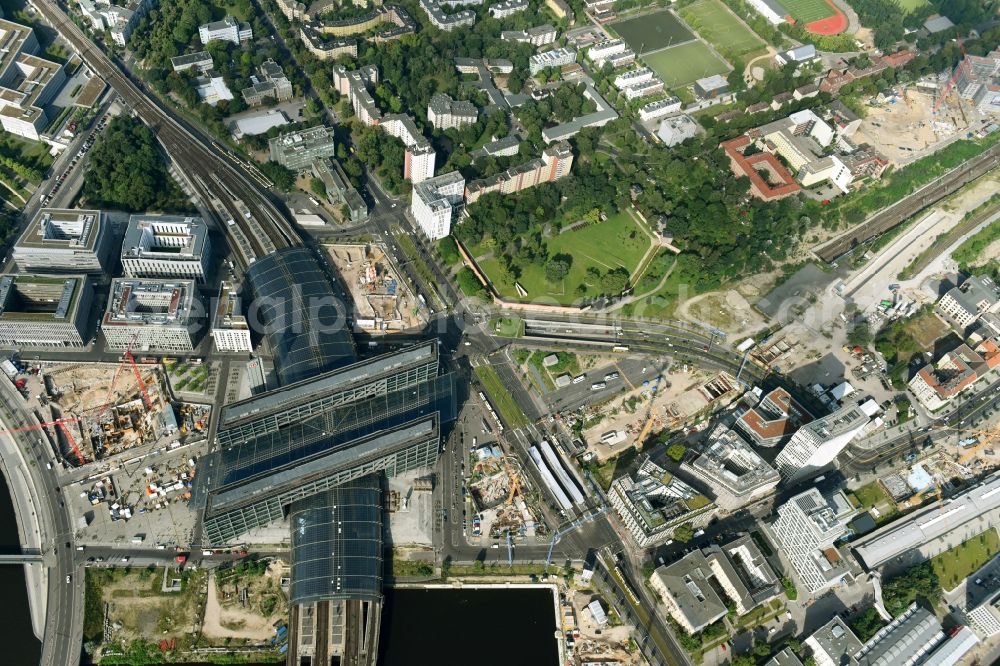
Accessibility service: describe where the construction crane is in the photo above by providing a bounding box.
[503,456,521,505]
[0,418,85,465]
[123,349,153,410]
[934,422,1000,463]
[93,333,148,418]
[933,32,970,122]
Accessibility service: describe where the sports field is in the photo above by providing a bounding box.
[783,0,835,23]
[644,40,729,88]
[679,0,766,61]
[609,10,695,54]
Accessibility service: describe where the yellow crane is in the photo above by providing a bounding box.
[934,422,1000,463]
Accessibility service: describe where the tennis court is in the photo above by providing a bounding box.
[783,0,835,23]
[679,0,766,60]
[609,9,695,54]
[643,40,729,88]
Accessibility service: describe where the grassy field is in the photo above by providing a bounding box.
[782,0,835,23]
[477,211,652,305]
[644,41,730,88]
[896,0,928,11]
[678,0,767,64]
[474,365,530,428]
[931,529,1000,591]
[610,9,695,53]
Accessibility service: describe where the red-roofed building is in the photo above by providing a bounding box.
[735,387,813,448]
[908,344,985,411]
[720,136,801,201]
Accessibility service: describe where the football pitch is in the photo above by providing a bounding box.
[643,41,729,88]
[610,10,695,54]
[782,0,835,23]
[679,0,767,60]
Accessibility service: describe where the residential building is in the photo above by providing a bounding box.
[937,275,1000,328]
[687,425,779,508]
[427,93,478,130]
[853,472,1000,572]
[923,14,954,34]
[649,551,727,634]
[465,142,573,203]
[77,0,154,47]
[241,59,293,106]
[602,49,635,68]
[623,78,664,100]
[121,215,212,280]
[500,24,557,46]
[198,16,252,45]
[609,457,715,548]
[332,64,381,125]
[489,0,528,18]
[419,0,475,30]
[544,0,574,22]
[529,48,577,75]
[411,171,465,240]
[614,67,653,89]
[638,97,681,122]
[820,51,916,95]
[211,281,251,353]
[745,0,787,25]
[269,126,337,171]
[694,74,728,99]
[774,399,880,481]
[775,44,817,67]
[0,19,66,141]
[805,617,864,666]
[721,134,801,200]
[793,83,819,100]
[0,274,93,348]
[968,588,1000,637]
[909,344,986,411]
[541,79,617,142]
[102,278,198,352]
[13,208,111,274]
[588,39,626,64]
[704,535,781,615]
[770,487,856,593]
[656,114,699,146]
[194,73,233,106]
[473,134,521,158]
[311,159,367,223]
[766,649,804,666]
[736,387,811,447]
[954,49,1000,114]
[170,51,213,72]
[381,114,436,182]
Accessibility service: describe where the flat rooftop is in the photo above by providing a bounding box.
[103,278,196,328]
[213,281,247,331]
[0,18,34,79]
[17,208,104,251]
[121,214,209,260]
[0,274,85,322]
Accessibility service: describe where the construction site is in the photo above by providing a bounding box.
[467,443,546,541]
[3,353,209,467]
[324,243,426,334]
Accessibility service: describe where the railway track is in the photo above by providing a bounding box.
[34,0,301,267]
[815,142,1000,264]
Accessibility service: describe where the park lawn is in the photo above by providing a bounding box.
[782,0,835,23]
[644,41,730,89]
[895,0,928,11]
[474,365,530,428]
[610,9,695,52]
[679,0,767,62]
[491,316,524,338]
[478,211,652,305]
[930,529,1000,591]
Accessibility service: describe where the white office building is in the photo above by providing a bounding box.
[121,215,212,280]
[774,399,880,481]
[198,16,252,45]
[211,281,251,353]
[770,487,855,594]
[411,171,464,240]
[0,274,93,348]
[13,208,111,274]
[102,278,198,353]
[0,19,67,141]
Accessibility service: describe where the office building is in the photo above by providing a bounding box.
[465,142,573,203]
[774,399,880,481]
[102,278,198,353]
[736,387,811,448]
[953,49,1000,115]
[0,274,93,348]
[909,344,986,411]
[0,19,66,141]
[770,487,855,593]
[687,425,779,509]
[77,0,153,47]
[937,275,1000,328]
[13,208,111,274]
[419,0,475,30]
[706,535,781,615]
[805,617,864,666]
[241,59,293,106]
[170,51,213,72]
[853,472,1000,572]
[269,126,337,171]
[427,93,478,130]
[193,340,455,543]
[198,16,252,45]
[656,114,699,146]
[121,215,212,280]
[489,0,528,18]
[500,24,557,46]
[609,457,714,548]
[754,109,854,193]
[411,171,464,240]
[529,48,577,75]
[194,73,233,106]
[638,97,681,122]
[211,281,251,353]
[311,158,368,223]
[649,551,727,634]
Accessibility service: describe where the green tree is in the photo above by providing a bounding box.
[674,523,695,543]
[666,444,686,462]
[310,177,327,199]
[600,267,630,295]
[847,322,872,349]
[545,257,571,283]
[261,162,296,191]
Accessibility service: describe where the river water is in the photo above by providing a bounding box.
[0,471,556,666]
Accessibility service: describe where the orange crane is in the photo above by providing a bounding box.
[123,349,153,410]
[0,418,85,465]
[93,333,148,418]
[933,32,970,119]
[934,422,1000,463]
